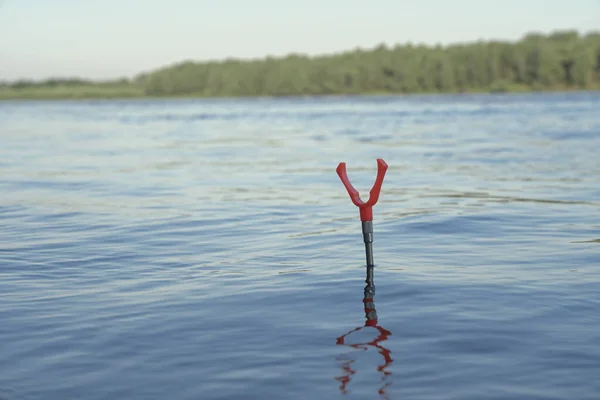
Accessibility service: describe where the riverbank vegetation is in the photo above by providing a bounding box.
[0,79,144,100]
[2,30,599,100]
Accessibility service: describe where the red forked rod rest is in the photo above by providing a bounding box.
[336,158,388,222]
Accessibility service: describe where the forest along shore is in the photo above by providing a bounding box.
[1,30,599,100]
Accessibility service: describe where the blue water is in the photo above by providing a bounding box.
[1,92,599,400]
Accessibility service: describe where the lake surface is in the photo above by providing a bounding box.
[1,92,599,400]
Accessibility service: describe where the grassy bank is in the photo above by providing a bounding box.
[1,82,598,101]
[0,84,145,100]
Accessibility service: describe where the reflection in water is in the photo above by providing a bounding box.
[335,267,393,398]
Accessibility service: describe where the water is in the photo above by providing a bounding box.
[0,92,599,400]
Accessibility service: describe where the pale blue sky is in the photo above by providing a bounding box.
[0,0,598,81]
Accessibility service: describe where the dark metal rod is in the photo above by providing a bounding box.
[362,220,374,267]
[364,242,374,267]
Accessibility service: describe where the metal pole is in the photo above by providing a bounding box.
[362,220,374,267]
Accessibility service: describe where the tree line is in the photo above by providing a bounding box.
[2,30,600,98]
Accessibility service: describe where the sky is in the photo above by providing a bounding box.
[0,0,599,81]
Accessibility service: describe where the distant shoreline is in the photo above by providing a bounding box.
[1,30,599,101]
[1,85,599,102]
